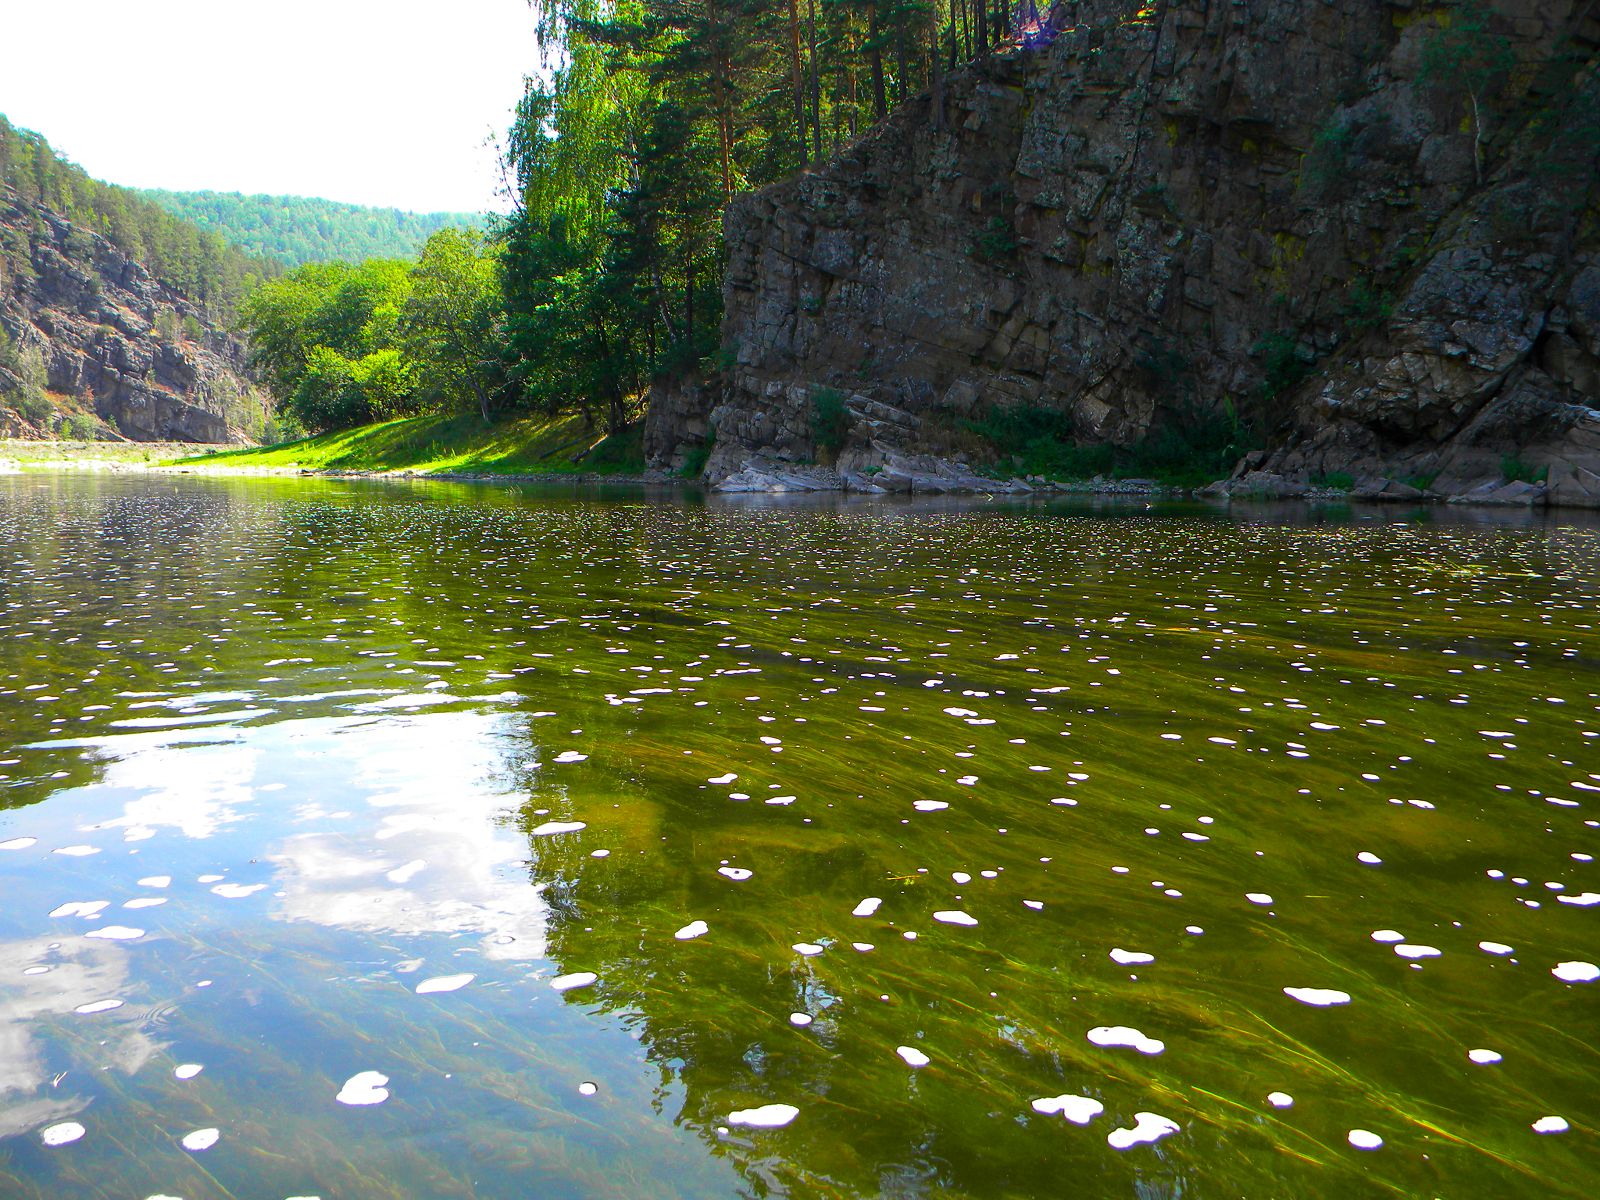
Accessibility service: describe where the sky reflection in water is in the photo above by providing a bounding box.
[0,472,1597,1198]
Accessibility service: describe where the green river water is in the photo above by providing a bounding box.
[0,472,1596,1199]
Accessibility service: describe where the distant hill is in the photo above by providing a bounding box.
[0,115,278,317]
[138,190,484,267]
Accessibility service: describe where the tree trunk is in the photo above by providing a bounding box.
[808,0,823,161]
[929,2,944,131]
[868,4,888,119]
[787,0,808,165]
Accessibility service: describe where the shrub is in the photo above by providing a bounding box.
[809,388,851,460]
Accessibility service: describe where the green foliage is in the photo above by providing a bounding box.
[1500,454,1547,484]
[961,401,1259,487]
[679,434,714,479]
[1253,331,1316,403]
[1300,118,1355,194]
[137,189,480,267]
[0,113,278,315]
[56,412,98,440]
[3,344,52,425]
[1339,279,1393,334]
[809,387,851,460]
[403,227,503,422]
[1417,1,1515,182]
[972,215,1018,263]
[1311,470,1356,490]
[495,0,1007,432]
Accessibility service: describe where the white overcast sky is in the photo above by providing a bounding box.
[0,0,540,213]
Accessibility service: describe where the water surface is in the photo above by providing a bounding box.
[1,473,1596,1198]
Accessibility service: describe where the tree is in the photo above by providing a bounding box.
[1419,0,1515,185]
[404,228,503,422]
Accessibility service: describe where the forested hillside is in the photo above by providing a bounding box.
[0,114,278,316]
[139,190,481,267]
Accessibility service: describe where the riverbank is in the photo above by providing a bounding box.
[169,411,648,477]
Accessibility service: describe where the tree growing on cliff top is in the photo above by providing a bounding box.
[1418,0,1515,185]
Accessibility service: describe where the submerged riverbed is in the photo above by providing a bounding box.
[0,473,1595,1198]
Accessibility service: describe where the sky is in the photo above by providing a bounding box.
[0,0,542,214]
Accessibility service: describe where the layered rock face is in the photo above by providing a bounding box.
[0,188,252,442]
[646,0,1600,503]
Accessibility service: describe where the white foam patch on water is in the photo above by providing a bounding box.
[1468,1048,1502,1064]
[1394,944,1441,959]
[551,972,598,992]
[852,897,883,917]
[85,926,144,941]
[913,800,948,811]
[1357,852,1382,865]
[1479,941,1514,955]
[387,859,427,884]
[336,1072,390,1106]
[676,921,709,940]
[50,901,109,919]
[727,1103,798,1128]
[1024,900,1044,910]
[717,867,753,881]
[181,1128,220,1151]
[53,846,100,857]
[578,1082,598,1096]
[40,1120,86,1147]
[944,707,978,718]
[124,898,167,909]
[554,751,588,763]
[1532,1116,1569,1134]
[707,773,737,784]
[1031,1094,1104,1123]
[1087,1026,1164,1055]
[1558,892,1600,906]
[952,871,972,884]
[590,849,610,858]
[1347,1129,1383,1150]
[23,966,48,975]
[174,1064,203,1080]
[1246,893,1273,905]
[933,910,978,926]
[416,973,475,995]
[895,1045,931,1068]
[1267,1092,1294,1108]
[530,821,586,836]
[765,796,796,806]
[1283,987,1351,1006]
[789,1013,813,1027]
[792,942,825,956]
[1552,961,1599,983]
[1109,949,1154,966]
[138,875,171,888]
[1370,930,1404,943]
[211,883,266,899]
[74,999,123,1014]
[1,837,37,851]
[1107,1112,1179,1149]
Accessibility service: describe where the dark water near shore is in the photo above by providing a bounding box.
[1,472,1596,1198]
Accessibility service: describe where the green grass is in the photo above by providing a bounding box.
[172,411,646,476]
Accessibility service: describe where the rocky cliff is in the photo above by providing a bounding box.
[646,0,1600,505]
[0,188,255,442]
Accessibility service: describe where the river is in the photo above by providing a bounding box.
[0,472,1595,1198]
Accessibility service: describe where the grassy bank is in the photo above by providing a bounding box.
[173,411,646,476]
[0,438,235,465]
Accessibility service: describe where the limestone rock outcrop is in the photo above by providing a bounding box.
[646,0,1600,504]
[0,187,254,442]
